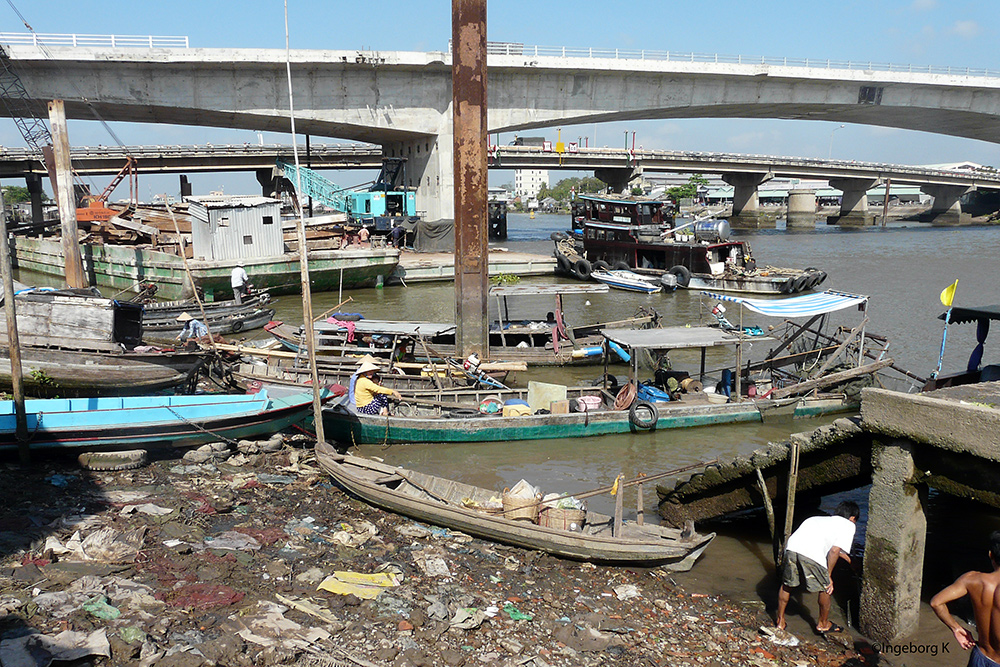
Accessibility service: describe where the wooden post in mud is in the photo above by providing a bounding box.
[613,473,624,537]
[47,100,87,289]
[755,466,778,562]
[636,475,645,526]
[779,440,801,563]
[0,188,30,463]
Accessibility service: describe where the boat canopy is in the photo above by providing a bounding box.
[700,290,868,318]
[601,326,759,351]
[489,283,609,297]
[314,319,457,337]
[939,306,1000,325]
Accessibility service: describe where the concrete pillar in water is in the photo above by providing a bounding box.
[860,439,926,643]
[25,173,44,227]
[594,167,639,195]
[918,184,970,226]
[722,172,773,228]
[827,177,878,226]
[383,135,454,222]
[785,189,816,229]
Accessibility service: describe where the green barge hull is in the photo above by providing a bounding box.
[12,237,399,300]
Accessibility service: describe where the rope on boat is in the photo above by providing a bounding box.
[166,406,240,447]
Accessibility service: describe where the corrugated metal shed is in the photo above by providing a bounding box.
[186,195,284,261]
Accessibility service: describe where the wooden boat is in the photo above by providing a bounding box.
[0,286,208,397]
[323,291,916,446]
[555,196,825,295]
[0,385,328,452]
[141,292,276,338]
[314,442,715,566]
[0,347,208,398]
[590,269,662,294]
[265,284,657,367]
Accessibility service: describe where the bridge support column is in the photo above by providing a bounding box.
[916,185,971,226]
[827,178,878,226]
[722,173,774,229]
[384,135,453,222]
[25,173,44,226]
[785,188,816,229]
[860,439,926,643]
[256,168,278,197]
[594,167,639,195]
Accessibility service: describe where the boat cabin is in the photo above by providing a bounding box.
[583,221,750,274]
[573,195,675,230]
[924,305,1000,391]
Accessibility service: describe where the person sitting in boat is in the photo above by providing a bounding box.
[354,360,401,416]
[176,312,209,342]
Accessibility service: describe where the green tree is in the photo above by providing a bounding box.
[1,185,40,204]
[667,174,709,201]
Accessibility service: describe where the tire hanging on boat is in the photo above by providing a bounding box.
[780,278,795,294]
[593,260,611,272]
[556,254,573,274]
[628,400,658,429]
[574,258,593,279]
[231,319,244,333]
[791,274,810,292]
[613,261,631,271]
[668,265,691,287]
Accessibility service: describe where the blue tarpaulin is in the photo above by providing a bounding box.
[700,290,868,318]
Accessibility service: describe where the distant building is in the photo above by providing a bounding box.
[488,186,510,202]
[514,169,549,200]
[186,194,283,261]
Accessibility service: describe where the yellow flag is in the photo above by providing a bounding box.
[940,280,959,307]
[610,475,620,497]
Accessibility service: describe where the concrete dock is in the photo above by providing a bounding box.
[390,250,556,283]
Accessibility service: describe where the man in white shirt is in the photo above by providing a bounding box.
[231,263,250,304]
[775,501,859,634]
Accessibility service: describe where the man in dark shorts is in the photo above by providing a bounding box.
[931,531,1000,666]
[775,501,859,634]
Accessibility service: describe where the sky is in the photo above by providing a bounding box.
[1,0,998,198]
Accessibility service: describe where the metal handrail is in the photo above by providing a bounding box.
[0,32,189,48]
[483,43,999,79]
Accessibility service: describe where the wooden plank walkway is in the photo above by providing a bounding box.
[390,250,556,284]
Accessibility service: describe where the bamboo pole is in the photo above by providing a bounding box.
[0,189,30,463]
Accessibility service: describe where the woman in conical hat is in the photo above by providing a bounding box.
[354,359,401,416]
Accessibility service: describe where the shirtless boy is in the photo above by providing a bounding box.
[931,531,1000,667]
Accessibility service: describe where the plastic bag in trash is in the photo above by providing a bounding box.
[508,479,539,499]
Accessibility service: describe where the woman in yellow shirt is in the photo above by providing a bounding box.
[354,360,401,415]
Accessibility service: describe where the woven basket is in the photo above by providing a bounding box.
[539,507,586,531]
[502,493,540,522]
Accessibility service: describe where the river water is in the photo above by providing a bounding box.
[19,212,1000,661]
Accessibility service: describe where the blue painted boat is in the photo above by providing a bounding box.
[0,386,328,451]
[590,269,662,294]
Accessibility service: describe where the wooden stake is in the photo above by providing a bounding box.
[636,475,645,526]
[47,100,87,289]
[0,188,30,463]
[779,440,800,566]
[613,473,624,538]
[755,466,777,561]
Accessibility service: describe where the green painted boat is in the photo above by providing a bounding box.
[11,236,399,301]
[321,385,852,445]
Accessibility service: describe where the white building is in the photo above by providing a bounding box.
[514,169,549,199]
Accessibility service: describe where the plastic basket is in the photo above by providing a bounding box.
[539,507,586,531]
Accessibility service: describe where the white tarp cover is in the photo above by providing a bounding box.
[700,290,868,318]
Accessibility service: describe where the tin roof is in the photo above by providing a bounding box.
[489,283,610,297]
[601,326,754,350]
[185,195,281,209]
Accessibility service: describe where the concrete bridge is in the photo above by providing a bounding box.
[5,39,1000,222]
[4,142,998,226]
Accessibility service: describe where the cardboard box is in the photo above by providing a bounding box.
[549,399,570,414]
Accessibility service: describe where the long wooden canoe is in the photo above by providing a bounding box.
[315,441,715,566]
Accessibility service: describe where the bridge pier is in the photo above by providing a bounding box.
[859,439,927,643]
[785,188,817,228]
[385,136,453,221]
[256,168,278,197]
[25,173,44,226]
[916,184,971,225]
[827,177,879,226]
[593,167,639,195]
[722,173,775,228]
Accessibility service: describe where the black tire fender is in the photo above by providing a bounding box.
[550,231,569,241]
[668,265,691,287]
[791,275,810,292]
[231,319,244,333]
[556,254,573,274]
[629,400,658,430]
[781,278,795,294]
[448,408,481,419]
[575,259,593,279]
[613,261,631,271]
[593,260,611,272]
[592,373,619,391]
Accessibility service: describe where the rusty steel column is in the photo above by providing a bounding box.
[452,0,489,359]
[47,100,87,288]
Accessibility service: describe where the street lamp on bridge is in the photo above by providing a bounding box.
[828,124,846,159]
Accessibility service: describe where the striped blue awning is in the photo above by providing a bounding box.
[700,290,868,318]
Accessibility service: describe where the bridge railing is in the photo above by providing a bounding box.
[0,33,189,48]
[485,43,998,78]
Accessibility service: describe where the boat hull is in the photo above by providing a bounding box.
[315,443,714,565]
[0,388,321,451]
[322,395,852,445]
[0,347,207,398]
[11,237,400,301]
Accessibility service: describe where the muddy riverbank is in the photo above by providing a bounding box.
[0,438,876,667]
